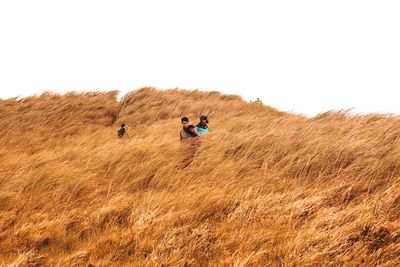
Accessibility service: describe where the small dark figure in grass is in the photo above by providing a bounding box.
[117,123,129,138]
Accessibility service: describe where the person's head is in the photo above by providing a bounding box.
[121,123,128,129]
[200,115,209,124]
[181,117,189,128]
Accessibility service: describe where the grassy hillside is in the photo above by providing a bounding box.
[0,88,399,266]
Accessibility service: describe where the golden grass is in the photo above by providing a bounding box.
[0,87,399,266]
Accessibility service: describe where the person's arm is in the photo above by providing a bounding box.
[191,127,199,136]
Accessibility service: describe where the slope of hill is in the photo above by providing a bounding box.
[0,88,399,266]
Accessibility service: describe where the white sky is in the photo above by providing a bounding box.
[0,1,399,116]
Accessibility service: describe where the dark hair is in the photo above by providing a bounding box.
[121,123,126,128]
[181,117,189,123]
[200,115,208,123]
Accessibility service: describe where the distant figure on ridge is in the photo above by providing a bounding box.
[254,97,262,104]
[180,117,199,140]
[250,97,263,104]
[195,115,209,135]
[117,123,129,138]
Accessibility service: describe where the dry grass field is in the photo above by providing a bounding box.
[0,88,399,266]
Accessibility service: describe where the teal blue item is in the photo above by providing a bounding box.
[196,126,208,135]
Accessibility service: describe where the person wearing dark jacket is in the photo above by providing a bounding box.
[180,117,199,140]
[117,123,129,138]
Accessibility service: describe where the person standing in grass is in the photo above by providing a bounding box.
[195,115,209,135]
[117,123,129,138]
[180,117,199,140]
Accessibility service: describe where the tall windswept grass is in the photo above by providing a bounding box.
[0,88,399,266]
